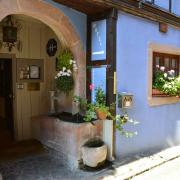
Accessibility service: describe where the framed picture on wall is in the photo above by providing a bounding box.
[30,65,40,79]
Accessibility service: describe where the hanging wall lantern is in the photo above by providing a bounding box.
[118,92,133,109]
[0,15,22,52]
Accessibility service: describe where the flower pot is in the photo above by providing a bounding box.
[96,110,108,120]
[81,139,107,168]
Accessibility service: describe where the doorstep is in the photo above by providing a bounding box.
[100,145,180,180]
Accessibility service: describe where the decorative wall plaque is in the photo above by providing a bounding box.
[46,38,57,57]
[159,22,168,33]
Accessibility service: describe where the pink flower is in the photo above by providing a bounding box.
[160,66,165,71]
[89,84,95,91]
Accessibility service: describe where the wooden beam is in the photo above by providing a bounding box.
[92,0,180,27]
[53,0,109,15]
[106,8,117,106]
[106,9,118,158]
[53,0,180,26]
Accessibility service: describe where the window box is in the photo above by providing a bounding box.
[152,88,167,97]
[152,88,180,98]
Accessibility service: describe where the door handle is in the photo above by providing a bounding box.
[8,94,15,99]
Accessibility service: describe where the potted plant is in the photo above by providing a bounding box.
[55,49,78,94]
[74,96,97,122]
[153,65,180,97]
[81,137,107,168]
[74,87,110,121]
[95,105,109,120]
[94,87,110,120]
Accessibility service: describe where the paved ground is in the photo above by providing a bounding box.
[0,140,101,180]
[133,157,180,180]
[1,140,180,180]
[0,154,98,180]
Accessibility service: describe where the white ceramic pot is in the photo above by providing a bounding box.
[81,144,107,167]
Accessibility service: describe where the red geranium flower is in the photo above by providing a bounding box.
[89,84,95,91]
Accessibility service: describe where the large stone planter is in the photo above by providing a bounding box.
[81,139,107,167]
[31,116,103,170]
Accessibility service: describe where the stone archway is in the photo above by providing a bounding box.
[0,0,86,105]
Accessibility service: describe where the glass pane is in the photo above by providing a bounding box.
[91,67,106,103]
[91,20,106,61]
[155,0,169,10]
[164,57,170,68]
[155,57,160,66]
[145,0,154,3]
[172,0,180,16]
[172,58,176,68]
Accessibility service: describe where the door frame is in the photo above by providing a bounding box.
[0,53,17,139]
[86,9,118,157]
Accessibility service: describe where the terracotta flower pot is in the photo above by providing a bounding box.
[96,110,108,120]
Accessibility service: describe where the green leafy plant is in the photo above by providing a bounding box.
[153,66,180,96]
[73,96,96,122]
[56,76,74,93]
[95,87,106,105]
[162,76,180,96]
[153,70,167,90]
[55,49,78,94]
[74,87,138,138]
[115,113,139,138]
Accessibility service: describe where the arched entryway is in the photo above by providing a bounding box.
[0,0,86,140]
[0,0,86,106]
[0,0,86,96]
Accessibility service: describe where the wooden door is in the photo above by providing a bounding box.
[0,59,14,138]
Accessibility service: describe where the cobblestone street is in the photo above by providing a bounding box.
[0,154,98,180]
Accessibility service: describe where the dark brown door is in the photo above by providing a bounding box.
[0,59,14,138]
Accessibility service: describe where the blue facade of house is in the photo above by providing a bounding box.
[116,12,180,157]
[45,0,180,157]
[45,0,87,50]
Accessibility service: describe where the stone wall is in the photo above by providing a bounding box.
[32,116,103,170]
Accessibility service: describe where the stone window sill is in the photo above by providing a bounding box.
[148,96,180,106]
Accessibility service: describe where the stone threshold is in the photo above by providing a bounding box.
[100,145,180,180]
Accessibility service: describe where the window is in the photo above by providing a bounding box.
[145,0,155,4]
[172,0,180,16]
[91,20,106,61]
[87,10,117,106]
[87,18,108,103]
[153,52,180,96]
[145,0,172,13]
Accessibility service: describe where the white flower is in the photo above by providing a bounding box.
[168,69,175,77]
[156,65,160,68]
[62,67,66,71]
[160,66,165,71]
[164,73,168,78]
[67,69,72,74]
[69,59,73,65]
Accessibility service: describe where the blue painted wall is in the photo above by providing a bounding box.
[116,12,180,157]
[154,0,169,10]
[44,0,87,50]
[172,0,180,16]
